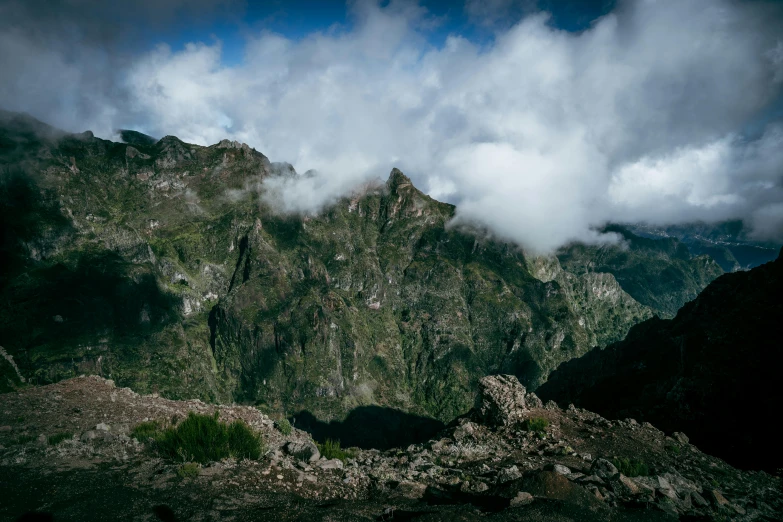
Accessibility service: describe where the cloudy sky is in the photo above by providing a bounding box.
[2,0,783,251]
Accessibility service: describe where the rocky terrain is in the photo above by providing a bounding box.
[0,111,723,424]
[539,249,783,473]
[2,374,780,521]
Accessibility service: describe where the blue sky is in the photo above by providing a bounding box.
[161,0,616,66]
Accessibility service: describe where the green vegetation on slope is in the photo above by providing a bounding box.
[132,412,264,463]
[0,113,721,427]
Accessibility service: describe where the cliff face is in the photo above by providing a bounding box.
[539,250,783,471]
[557,225,724,318]
[2,113,718,422]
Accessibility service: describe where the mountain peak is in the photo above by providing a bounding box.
[119,129,157,147]
[386,168,413,192]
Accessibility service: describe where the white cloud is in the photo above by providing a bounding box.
[3,0,783,250]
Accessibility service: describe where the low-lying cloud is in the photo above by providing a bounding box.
[2,0,783,250]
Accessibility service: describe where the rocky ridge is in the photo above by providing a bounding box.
[1,374,779,521]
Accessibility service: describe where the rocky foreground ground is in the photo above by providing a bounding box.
[1,375,781,521]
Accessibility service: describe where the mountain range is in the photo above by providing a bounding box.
[0,111,735,426]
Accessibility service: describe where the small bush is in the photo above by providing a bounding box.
[130,421,162,441]
[47,432,73,445]
[317,439,356,462]
[153,412,263,464]
[276,418,293,436]
[227,420,263,460]
[176,462,201,478]
[526,417,549,433]
[613,457,649,477]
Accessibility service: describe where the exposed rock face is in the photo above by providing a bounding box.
[0,112,717,423]
[557,224,724,318]
[539,250,783,472]
[475,374,528,426]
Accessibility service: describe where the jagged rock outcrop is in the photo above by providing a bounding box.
[474,374,529,426]
[539,249,783,472]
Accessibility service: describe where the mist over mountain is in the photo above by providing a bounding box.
[2,0,783,251]
[2,2,783,520]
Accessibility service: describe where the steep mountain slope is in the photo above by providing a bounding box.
[2,112,721,424]
[557,225,724,318]
[209,171,652,421]
[538,249,783,472]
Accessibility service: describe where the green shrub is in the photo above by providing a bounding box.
[47,432,73,445]
[317,439,356,462]
[526,417,549,433]
[130,420,162,441]
[153,412,263,464]
[276,418,292,436]
[613,457,649,477]
[176,462,201,478]
[227,420,263,460]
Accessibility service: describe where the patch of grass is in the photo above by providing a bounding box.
[317,439,357,462]
[276,418,292,436]
[613,457,650,477]
[153,412,264,464]
[176,462,201,478]
[130,420,162,441]
[525,417,549,434]
[47,432,73,445]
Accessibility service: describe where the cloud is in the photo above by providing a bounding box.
[2,0,783,251]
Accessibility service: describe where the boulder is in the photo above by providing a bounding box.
[545,463,571,475]
[475,375,528,426]
[284,440,321,462]
[509,491,534,507]
[590,458,618,479]
[496,465,523,483]
[318,459,344,470]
